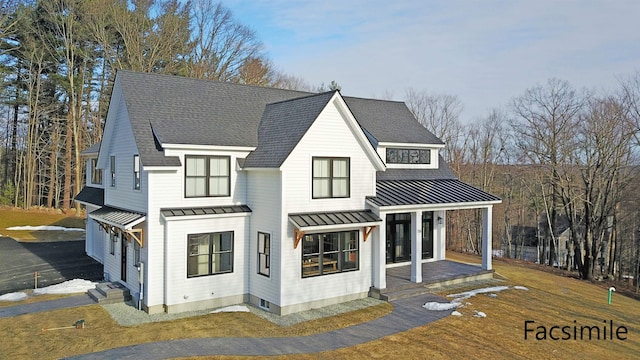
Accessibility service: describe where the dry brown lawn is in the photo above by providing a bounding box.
[0,206,85,242]
[2,252,639,359]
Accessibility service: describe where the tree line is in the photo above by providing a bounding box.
[2,1,639,287]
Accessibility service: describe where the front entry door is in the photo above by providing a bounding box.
[386,213,411,263]
[121,236,127,282]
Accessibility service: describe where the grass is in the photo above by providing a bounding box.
[2,252,639,359]
[0,206,85,242]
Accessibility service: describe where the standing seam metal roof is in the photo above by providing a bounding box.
[161,205,251,218]
[367,180,501,207]
[289,210,381,228]
[89,206,146,228]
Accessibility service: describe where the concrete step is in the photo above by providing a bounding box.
[88,282,131,304]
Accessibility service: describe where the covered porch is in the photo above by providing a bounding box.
[366,178,502,292]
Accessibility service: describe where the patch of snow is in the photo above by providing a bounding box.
[451,311,463,316]
[423,301,461,311]
[473,311,487,318]
[447,286,510,301]
[488,293,498,298]
[33,279,96,295]
[6,225,85,232]
[0,292,28,301]
[210,305,250,313]
[514,286,529,291]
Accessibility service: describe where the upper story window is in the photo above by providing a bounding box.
[312,157,349,199]
[90,158,102,185]
[133,155,141,190]
[386,148,431,164]
[185,155,230,197]
[110,155,116,187]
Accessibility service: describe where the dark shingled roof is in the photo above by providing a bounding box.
[81,142,101,156]
[344,97,444,145]
[367,179,501,207]
[89,206,145,228]
[244,92,336,168]
[289,210,381,229]
[74,187,104,207]
[161,205,251,218]
[114,70,444,168]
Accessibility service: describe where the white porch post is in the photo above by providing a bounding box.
[411,211,422,283]
[373,215,386,289]
[482,206,493,270]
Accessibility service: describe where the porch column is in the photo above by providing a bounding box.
[411,211,422,283]
[482,206,493,270]
[373,215,386,289]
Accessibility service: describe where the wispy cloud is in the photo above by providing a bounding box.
[227,0,640,122]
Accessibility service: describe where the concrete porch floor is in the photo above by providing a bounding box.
[371,260,495,301]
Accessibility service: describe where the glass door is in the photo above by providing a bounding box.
[386,213,411,263]
[422,212,434,259]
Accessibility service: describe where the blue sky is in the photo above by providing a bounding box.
[225,0,640,123]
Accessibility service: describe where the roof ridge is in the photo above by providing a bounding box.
[265,90,337,106]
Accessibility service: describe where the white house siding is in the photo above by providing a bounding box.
[103,91,147,213]
[246,169,282,309]
[163,214,249,313]
[278,101,377,313]
[84,204,104,263]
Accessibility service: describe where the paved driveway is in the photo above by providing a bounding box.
[0,237,103,294]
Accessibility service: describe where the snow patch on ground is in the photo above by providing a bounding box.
[451,310,463,316]
[422,301,461,311]
[446,286,510,301]
[514,286,529,291]
[0,292,28,301]
[33,279,96,295]
[6,225,85,232]
[473,310,487,318]
[210,305,250,313]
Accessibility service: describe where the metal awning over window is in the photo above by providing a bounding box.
[289,210,381,249]
[89,206,145,247]
[161,205,251,219]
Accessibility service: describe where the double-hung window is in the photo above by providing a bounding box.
[185,156,230,197]
[258,232,270,277]
[312,157,349,198]
[187,231,233,277]
[133,155,140,190]
[90,158,102,185]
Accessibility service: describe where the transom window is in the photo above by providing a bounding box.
[185,156,230,197]
[386,148,431,164]
[187,231,233,277]
[312,157,349,198]
[302,230,358,277]
[258,232,270,277]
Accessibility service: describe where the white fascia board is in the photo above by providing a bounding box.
[161,143,256,152]
[332,94,386,171]
[161,212,251,222]
[143,166,180,172]
[365,199,502,212]
[378,142,446,149]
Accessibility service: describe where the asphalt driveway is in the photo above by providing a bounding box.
[0,237,103,295]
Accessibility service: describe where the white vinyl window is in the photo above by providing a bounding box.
[312,157,349,198]
[133,155,140,190]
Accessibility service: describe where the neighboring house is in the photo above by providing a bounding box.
[75,70,501,315]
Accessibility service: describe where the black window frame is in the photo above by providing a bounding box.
[301,230,359,278]
[133,155,141,190]
[110,155,116,187]
[184,155,231,198]
[187,231,234,278]
[386,148,431,164]
[312,157,350,199]
[90,158,102,185]
[258,232,270,277]
[109,231,117,255]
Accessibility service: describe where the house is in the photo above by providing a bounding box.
[75,70,501,315]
